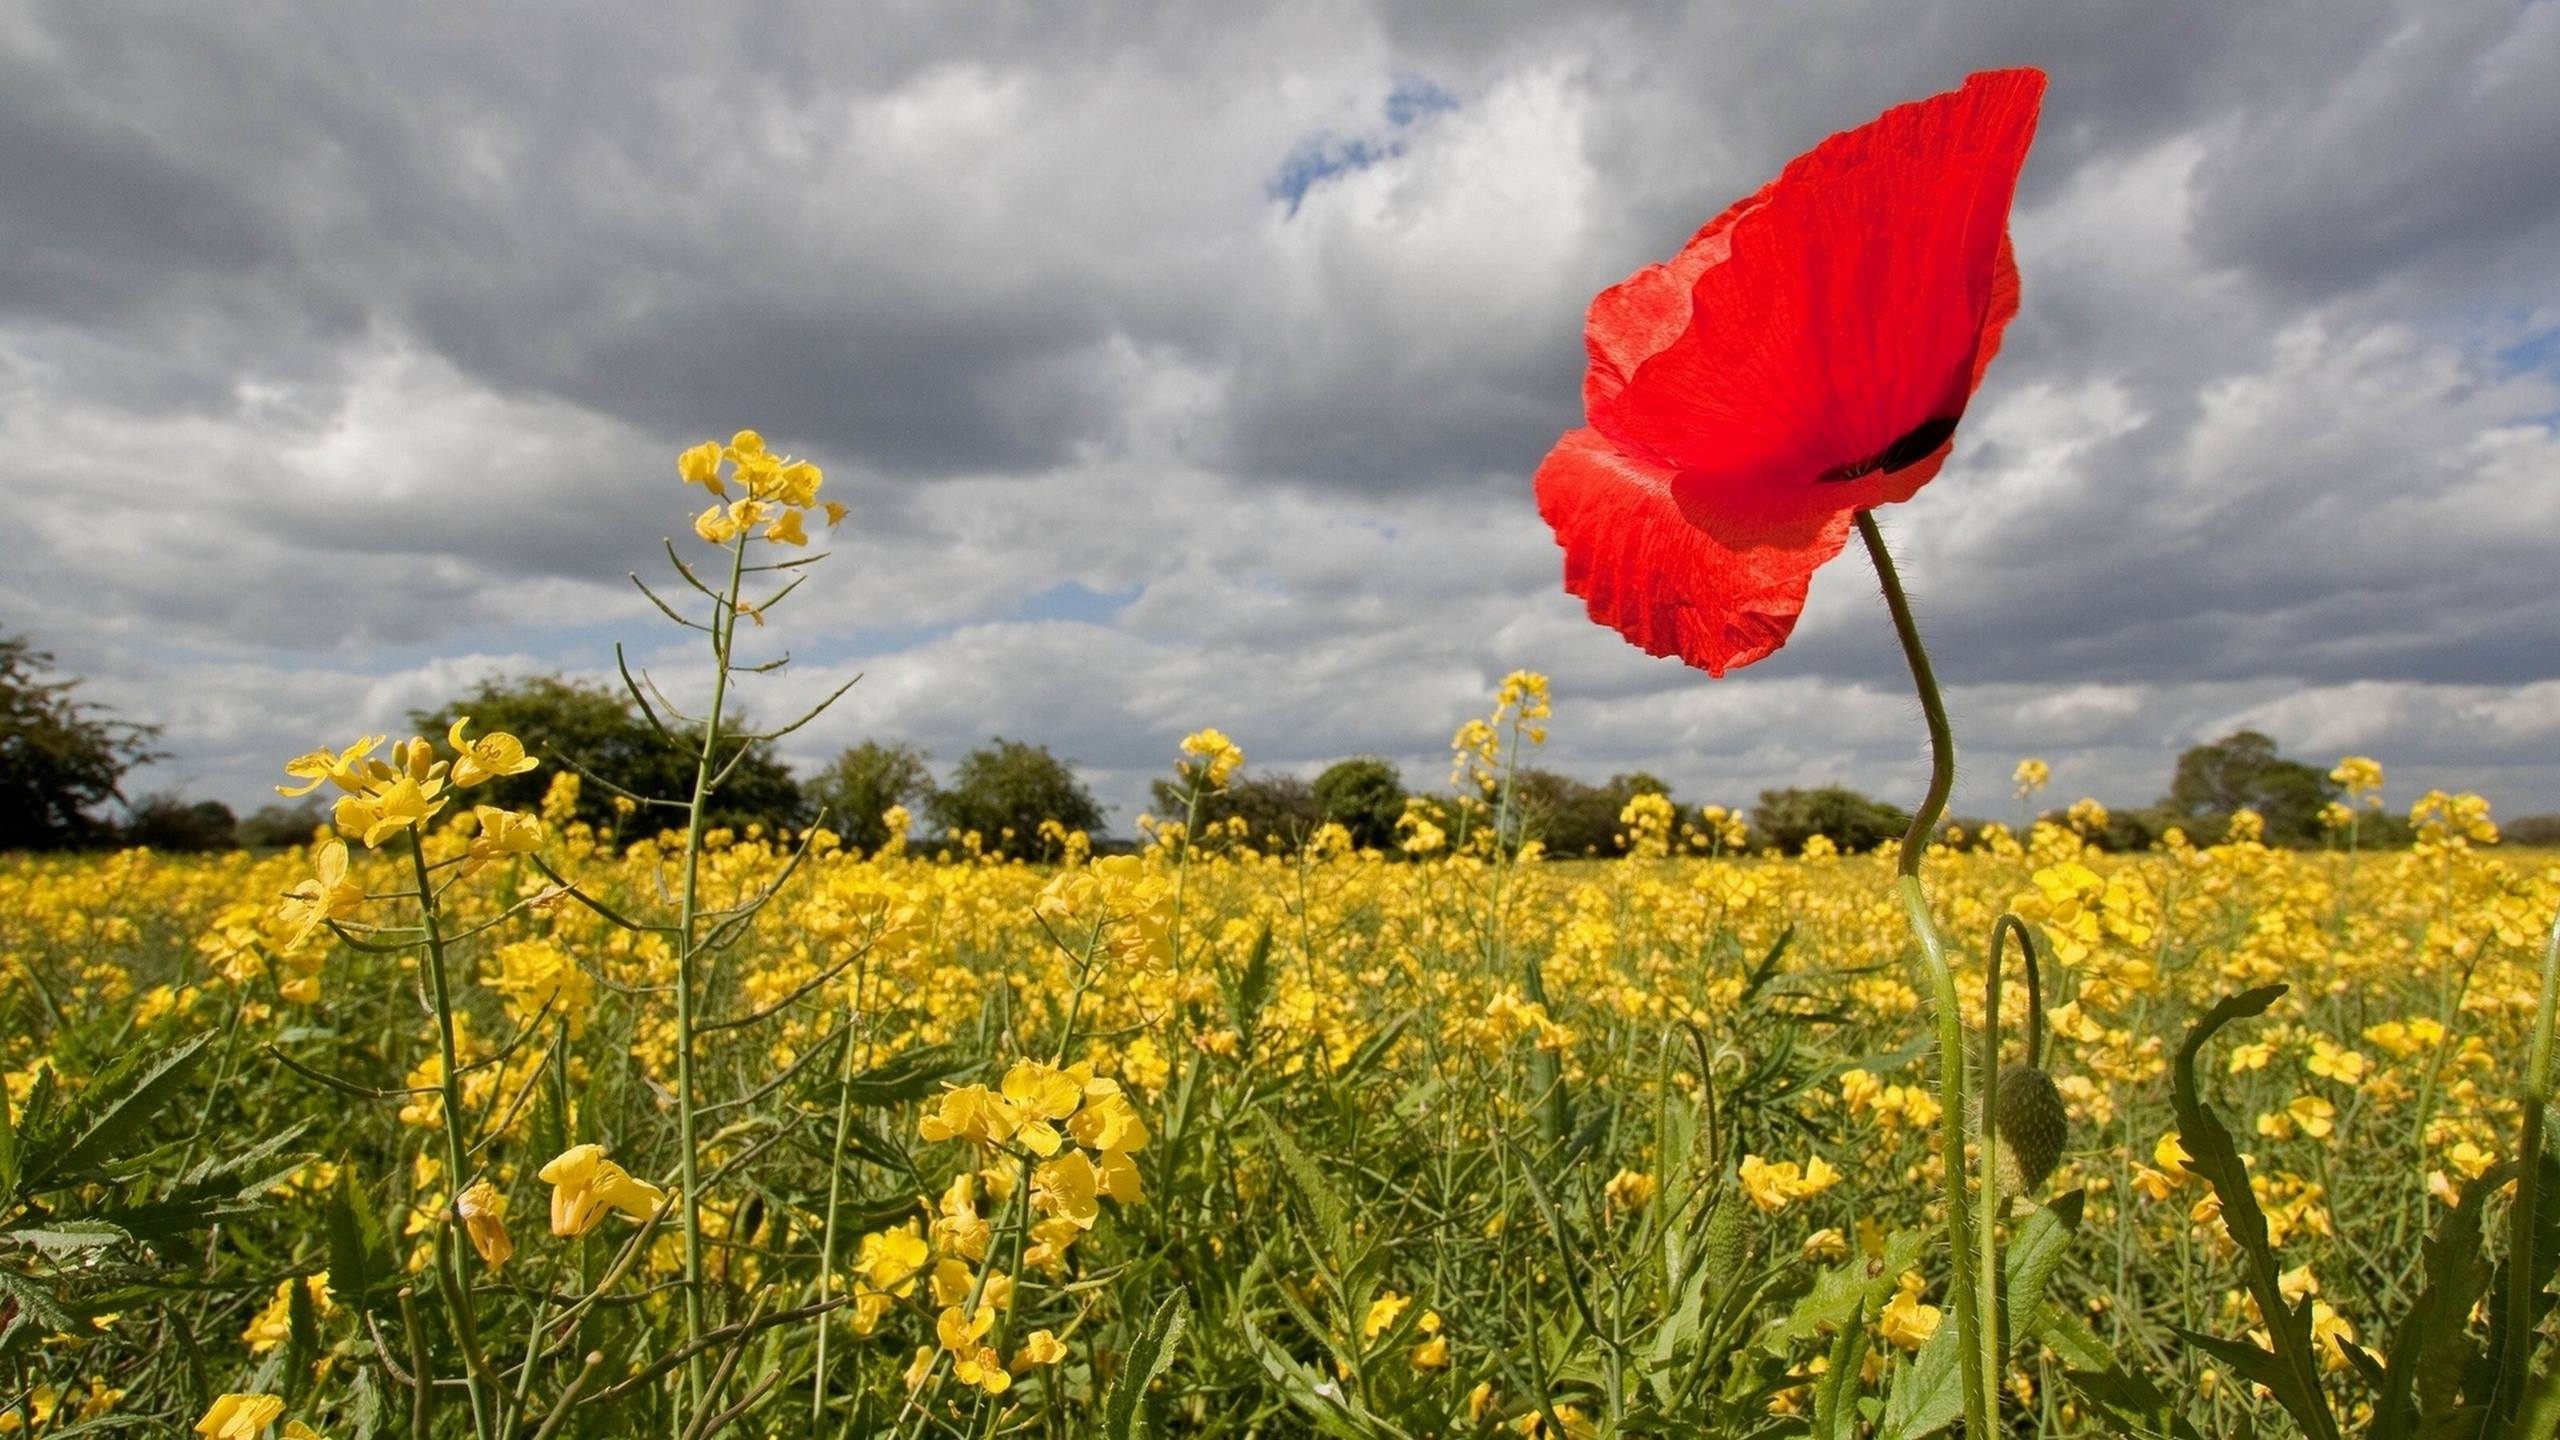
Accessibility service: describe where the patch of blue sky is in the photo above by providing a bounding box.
[1014,580,1141,625]
[1266,71,1458,214]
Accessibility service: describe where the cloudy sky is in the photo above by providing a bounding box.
[6,0,2557,832]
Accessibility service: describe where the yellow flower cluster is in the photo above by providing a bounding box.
[680,429,841,546]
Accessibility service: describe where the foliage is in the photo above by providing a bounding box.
[1148,771,1323,849]
[0,634,163,851]
[927,736,1104,857]
[1751,784,1909,855]
[1311,756,1407,852]
[410,673,809,833]
[2163,730,2341,845]
[119,793,241,852]
[1507,769,1671,857]
[237,800,329,850]
[808,739,937,853]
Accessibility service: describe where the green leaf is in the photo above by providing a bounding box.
[326,1164,397,1317]
[1101,1290,1190,1440]
[1767,1228,1926,1354]
[1876,1191,2087,1439]
[21,1034,214,1191]
[0,1069,18,1200]
[0,1264,78,1341]
[2369,1161,2507,1438]
[1259,1117,1351,1258]
[1228,924,1275,1039]
[0,1220,130,1253]
[1238,1307,1411,1440]
[841,1043,981,1106]
[2168,985,2342,1440]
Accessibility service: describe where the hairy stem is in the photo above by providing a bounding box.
[1859,510,1985,1436]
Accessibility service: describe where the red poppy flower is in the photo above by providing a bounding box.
[1536,68,2046,675]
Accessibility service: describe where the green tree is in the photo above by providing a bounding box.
[0,634,163,850]
[927,738,1104,859]
[2162,730,2338,845]
[237,799,328,849]
[1510,769,1674,857]
[410,674,808,833]
[1750,785,1909,855]
[809,740,937,853]
[120,794,240,851]
[1147,770,1324,850]
[1311,757,1407,852]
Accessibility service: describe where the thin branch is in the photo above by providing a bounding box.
[617,642,687,751]
[586,1297,854,1405]
[697,940,874,1034]
[628,573,711,634]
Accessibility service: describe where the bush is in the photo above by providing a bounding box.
[1750,785,1908,855]
[927,737,1104,858]
[119,794,239,852]
[236,801,328,850]
[1311,757,1407,852]
[0,634,163,851]
[411,674,809,834]
[808,740,937,854]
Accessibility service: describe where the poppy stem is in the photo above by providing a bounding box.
[1855,509,1990,1436]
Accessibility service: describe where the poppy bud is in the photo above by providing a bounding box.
[1991,1066,2068,1196]
[1702,1190,1752,1290]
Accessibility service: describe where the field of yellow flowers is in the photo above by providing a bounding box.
[5,431,2559,1440]
[2,748,2554,1436]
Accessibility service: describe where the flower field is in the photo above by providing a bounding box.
[6,62,2557,1440]
[2,741,2554,1435]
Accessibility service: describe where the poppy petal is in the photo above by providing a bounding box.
[1580,184,1777,430]
[1594,68,2044,542]
[1535,426,1851,676]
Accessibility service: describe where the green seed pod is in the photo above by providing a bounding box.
[1702,1189,1752,1285]
[1992,1065,2068,1196]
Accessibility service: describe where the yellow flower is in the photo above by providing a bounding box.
[242,1275,332,1354]
[858,1222,930,1296]
[1031,1149,1101,1229]
[275,838,365,950]
[538,1143,665,1236]
[1879,1277,1943,1352]
[460,806,544,879]
[456,1180,513,1268]
[1410,1309,1449,1370]
[1361,1291,1411,1341]
[693,504,740,545]
[195,1394,286,1439]
[2305,1039,2367,1087]
[764,507,808,547]
[447,718,539,789]
[918,1085,1022,1148]
[678,441,726,497]
[1180,728,1245,788]
[2012,757,2049,796]
[1067,1090,1150,1156]
[1011,1329,1069,1371]
[285,1425,330,1440]
[1603,1169,1657,1213]
[276,735,385,797]
[333,774,448,849]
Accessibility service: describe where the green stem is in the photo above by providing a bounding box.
[673,532,751,1411]
[1858,510,1985,1437]
[2503,908,2560,1410]
[409,829,494,1440]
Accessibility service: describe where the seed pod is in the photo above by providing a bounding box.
[1702,1189,1752,1286]
[1991,1065,2068,1196]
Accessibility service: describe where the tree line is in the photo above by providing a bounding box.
[8,641,2556,855]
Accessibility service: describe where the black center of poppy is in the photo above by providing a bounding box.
[1818,414,1962,483]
